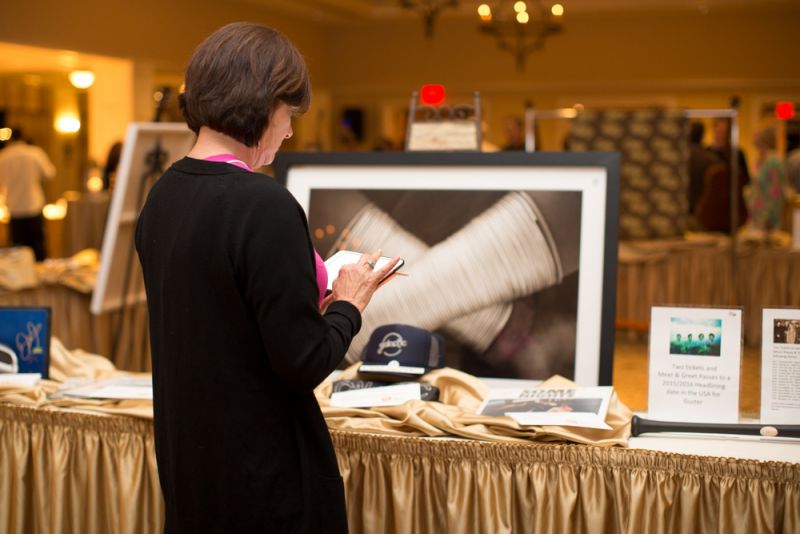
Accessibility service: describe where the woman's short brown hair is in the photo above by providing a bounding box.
[180,22,310,147]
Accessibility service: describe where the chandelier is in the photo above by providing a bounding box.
[399,0,460,38]
[477,1,564,71]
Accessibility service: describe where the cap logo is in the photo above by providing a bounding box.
[377,332,407,357]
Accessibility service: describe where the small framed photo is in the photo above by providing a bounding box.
[0,307,51,378]
[761,308,800,424]
[648,306,742,423]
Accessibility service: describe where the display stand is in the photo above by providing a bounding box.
[90,122,195,364]
[405,91,482,151]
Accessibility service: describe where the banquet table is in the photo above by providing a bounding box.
[1,401,798,534]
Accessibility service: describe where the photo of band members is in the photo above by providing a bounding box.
[669,317,722,356]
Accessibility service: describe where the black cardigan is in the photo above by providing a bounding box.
[135,157,360,533]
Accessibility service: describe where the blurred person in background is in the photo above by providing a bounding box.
[687,122,717,218]
[745,126,787,232]
[501,116,526,151]
[0,126,54,260]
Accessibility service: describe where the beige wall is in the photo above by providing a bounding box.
[0,0,329,81]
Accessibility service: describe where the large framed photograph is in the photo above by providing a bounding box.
[274,152,620,385]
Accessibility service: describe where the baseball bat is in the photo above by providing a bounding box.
[631,415,800,439]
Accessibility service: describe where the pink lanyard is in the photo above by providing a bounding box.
[203,153,254,172]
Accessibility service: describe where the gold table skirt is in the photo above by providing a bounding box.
[1,403,798,534]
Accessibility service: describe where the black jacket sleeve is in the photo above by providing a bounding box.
[229,180,361,392]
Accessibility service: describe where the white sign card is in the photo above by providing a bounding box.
[477,386,613,430]
[60,377,153,400]
[329,382,422,408]
[0,373,41,387]
[648,306,742,424]
[761,308,800,424]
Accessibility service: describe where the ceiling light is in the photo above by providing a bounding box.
[69,70,95,89]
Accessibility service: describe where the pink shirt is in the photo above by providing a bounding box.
[203,154,328,308]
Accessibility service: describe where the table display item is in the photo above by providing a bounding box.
[761,307,800,424]
[329,382,423,408]
[357,323,445,380]
[631,414,800,439]
[0,307,50,378]
[58,376,153,400]
[332,379,440,402]
[478,386,613,429]
[274,151,619,385]
[648,305,742,424]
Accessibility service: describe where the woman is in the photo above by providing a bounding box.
[745,126,787,232]
[135,23,397,533]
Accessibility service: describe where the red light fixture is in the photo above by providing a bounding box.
[775,101,795,120]
[420,84,446,106]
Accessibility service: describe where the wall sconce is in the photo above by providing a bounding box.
[55,115,81,134]
[42,198,68,221]
[69,70,95,90]
[86,173,104,193]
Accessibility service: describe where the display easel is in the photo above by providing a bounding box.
[405,91,482,151]
[523,98,743,310]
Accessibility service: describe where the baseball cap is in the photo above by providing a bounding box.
[358,324,445,380]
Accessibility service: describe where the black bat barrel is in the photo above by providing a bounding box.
[631,415,800,439]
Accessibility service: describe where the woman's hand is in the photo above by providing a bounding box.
[328,250,401,313]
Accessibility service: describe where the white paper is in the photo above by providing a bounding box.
[61,377,153,400]
[0,373,41,387]
[358,364,425,375]
[509,412,612,430]
[323,251,398,291]
[761,308,800,424]
[477,386,613,429]
[329,382,421,408]
[648,306,742,424]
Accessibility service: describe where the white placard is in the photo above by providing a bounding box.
[329,382,421,408]
[0,373,41,387]
[60,377,153,400]
[648,306,742,424]
[761,308,800,424]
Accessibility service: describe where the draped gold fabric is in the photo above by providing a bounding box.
[318,366,632,447]
[616,236,800,345]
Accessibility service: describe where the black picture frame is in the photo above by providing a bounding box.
[274,151,620,385]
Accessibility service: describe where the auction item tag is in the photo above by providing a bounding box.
[647,306,742,424]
